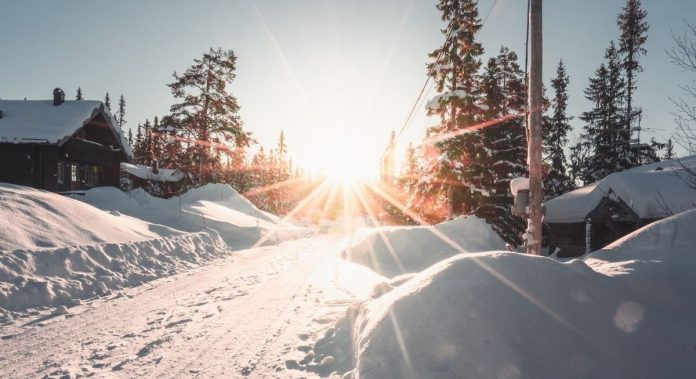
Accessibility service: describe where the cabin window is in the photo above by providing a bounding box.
[71,164,77,182]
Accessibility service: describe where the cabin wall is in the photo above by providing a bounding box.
[547,222,587,257]
[0,144,59,191]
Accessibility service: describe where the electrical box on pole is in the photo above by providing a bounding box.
[526,0,543,255]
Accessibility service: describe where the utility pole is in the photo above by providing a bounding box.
[527,0,543,255]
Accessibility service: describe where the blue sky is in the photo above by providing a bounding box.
[1,0,695,174]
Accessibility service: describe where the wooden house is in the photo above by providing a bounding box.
[121,162,186,198]
[0,89,132,192]
[543,156,696,257]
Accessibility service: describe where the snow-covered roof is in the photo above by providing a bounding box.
[122,163,185,182]
[0,100,132,158]
[544,156,696,223]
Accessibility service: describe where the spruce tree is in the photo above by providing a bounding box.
[116,95,126,131]
[167,47,252,184]
[475,47,527,245]
[416,0,485,219]
[104,92,111,110]
[143,119,152,166]
[664,138,675,160]
[76,87,83,100]
[401,142,418,193]
[134,123,144,164]
[128,128,133,146]
[579,42,628,184]
[380,131,396,186]
[543,59,575,199]
[617,0,649,165]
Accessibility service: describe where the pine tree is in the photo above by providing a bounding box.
[167,47,252,184]
[142,119,152,166]
[76,87,83,100]
[578,42,628,184]
[128,128,133,146]
[543,59,575,199]
[617,0,649,165]
[401,142,418,192]
[104,92,111,110]
[134,123,144,163]
[664,138,675,160]
[116,94,126,131]
[474,47,527,245]
[380,131,396,186]
[415,0,485,220]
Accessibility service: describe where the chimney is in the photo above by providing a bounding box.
[53,88,65,106]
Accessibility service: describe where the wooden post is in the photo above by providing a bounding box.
[527,0,543,255]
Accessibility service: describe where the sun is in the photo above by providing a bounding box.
[309,143,376,185]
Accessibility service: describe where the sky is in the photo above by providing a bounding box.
[1,0,695,177]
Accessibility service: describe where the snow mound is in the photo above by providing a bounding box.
[346,209,696,378]
[342,216,506,277]
[0,231,228,312]
[73,184,307,249]
[0,184,180,251]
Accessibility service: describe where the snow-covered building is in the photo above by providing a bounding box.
[543,156,696,257]
[0,89,132,192]
[121,162,186,198]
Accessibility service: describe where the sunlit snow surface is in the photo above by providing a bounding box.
[339,209,696,378]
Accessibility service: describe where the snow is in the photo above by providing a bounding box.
[121,163,185,182]
[544,156,696,223]
[342,216,506,278]
[0,100,132,158]
[71,183,307,249]
[337,209,696,378]
[509,177,529,195]
[0,230,228,311]
[0,183,180,251]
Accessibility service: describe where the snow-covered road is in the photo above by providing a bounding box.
[0,235,382,379]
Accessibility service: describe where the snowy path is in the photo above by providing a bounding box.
[0,235,382,378]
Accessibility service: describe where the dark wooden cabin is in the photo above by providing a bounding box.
[543,157,696,258]
[0,89,132,192]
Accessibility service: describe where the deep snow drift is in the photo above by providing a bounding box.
[0,183,307,315]
[341,209,696,378]
[342,216,506,277]
[0,184,180,251]
[0,231,228,313]
[72,184,307,249]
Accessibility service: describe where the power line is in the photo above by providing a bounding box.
[396,0,501,141]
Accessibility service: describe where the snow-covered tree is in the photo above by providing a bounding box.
[577,41,629,184]
[104,92,111,110]
[415,0,485,219]
[76,87,83,100]
[166,47,252,183]
[475,47,527,245]
[543,59,575,199]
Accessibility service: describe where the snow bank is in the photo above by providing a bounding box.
[0,231,228,312]
[342,216,506,277]
[0,184,180,251]
[344,209,696,378]
[73,184,307,249]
